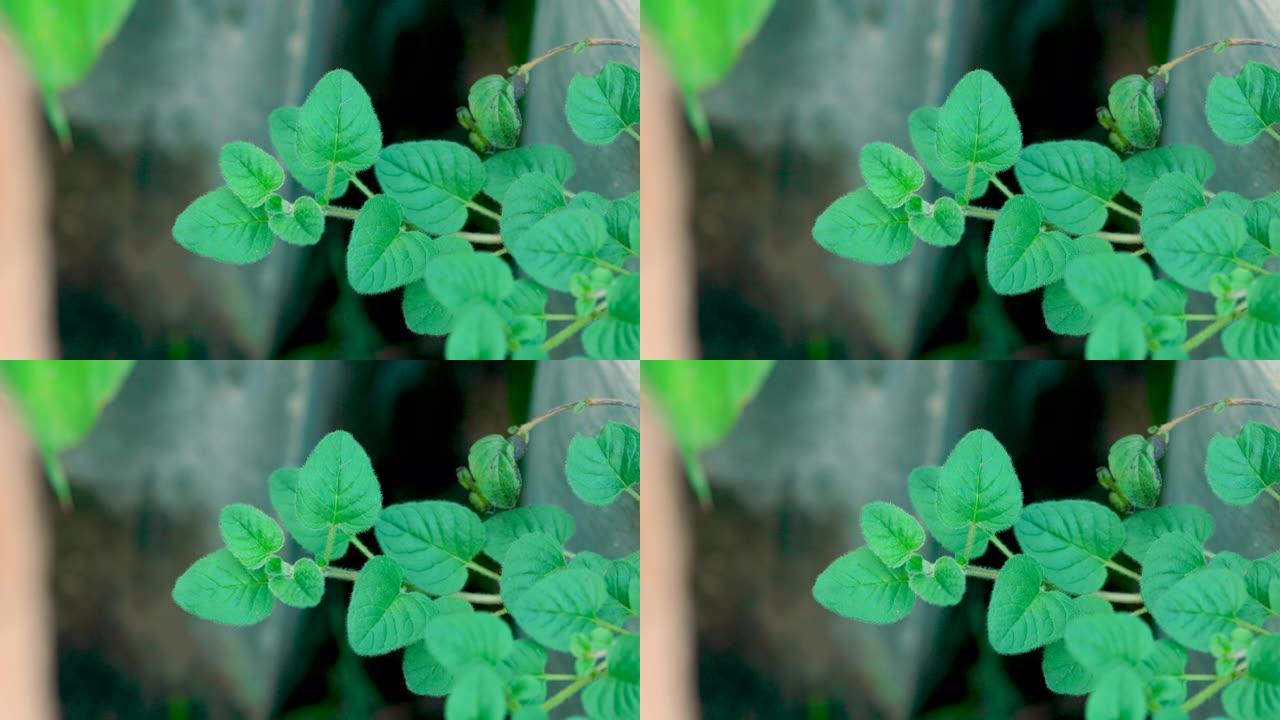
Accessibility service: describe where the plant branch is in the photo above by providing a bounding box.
[963,206,1001,221]
[962,565,1000,580]
[990,176,1015,199]
[450,591,503,605]
[1152,396,1280,436]
[323,566,361,582]
[541,669,605,711]
[1091,590,1143,604]
[1181,312,1243,354]
[541,310,604,353]
[987,533,1015,559]
[454,232,504,245]
[324,206,360,221]
[513,397,639,438]
[624,486,640,501]
[1182,672,1238,712]
[1093,231,1143,245]
[1154,38,1280,77]
[351,176,375,199]
[514,38,639,77]
[624,126,640,142]
[466,561,501,581]
[1106,200,1141,221]
[466,201,502,222]
[1105,559,1141,581]
[351,536,375,560]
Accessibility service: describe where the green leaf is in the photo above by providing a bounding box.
[219,142,285,209]
[1223,275,1280,359]
[1085,665,1147,720]
[402,237,476,336]
[509,569,609,651]
[1065,253,1154,312]
[907,556,965,607]
[1140,532,1207,608]
[1064,613,1154,669]
[1140,640,1189,708]
[936,428,1023,536]
[509,209,609,292]
[444,663,506,720]
[483,506,576,563]
[500,173,569,249]
[447,304,509,360]
[469,435,522,510]
[1148,209,1251,292]
[565,422,640,506]
[172,187,274,265]
[1013,500,1125,594]
[1223,635,1280,720]
[346,195,432,294]
[296,430,382,544]
[860,501,925,568]
[0,0,135,96]
[1108,434,1162,510]
[606,194,640,255]
[909,196,965,248]
[1206,62,1280,146]
[907,465,988,559]
[812,188,913,265]
[565,62,640,146]
[500,533,568,607]
[469,75,521,150]
[987,195,1077,295]
[267,467,350,561]
[1108,74,1162,150]
[1041,237,1117,336]
[425,254,514,309]
[375,501,486,595]
[907,107,991,198]
[935,69,1022,194]
[346,556,434,656]
[219,503,285,570]
[1205,421,1280,505]
[812,546,913,624]
[1123,146,1214,204]
[583,317,640,360]
[1139,172,1207,246]
[582,634,640,720]
[1042,596,1115,695]
[859,142,925,209]
[296,69,382,177]
[268,558,325,609]
[376,141,486,235]
[607,274,641,326]
[1086,305,1148,360]
[987,555,1076,655]
[483,146,575,203]
[1150,569,1250,651]
[640,0,775,98]
[1014,141,1125,235]
[269,196,325,247]
[172,549,273,626]
[268,106,351,197]
[425,612,513,668]
[1122,505,1214,563]
[403,599,474,696]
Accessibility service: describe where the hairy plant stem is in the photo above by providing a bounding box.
[512,396,639,438]
[990,176,1015,199]
[541,310,604,353]
[1152,396,1280,436]
[624,486,640,501]
[351,176,374,199]
[962,206,1000,221]
[594,258,633,275]
[514,38,639,77]
[1181,312,1243,354]
[541,668,605,711]
[1092,590,1143,604]
[1093,231,1143,245]
[961,565,1000,580]
[466,561,501,581]
[323,567,361,582]
[1107,200,1141,221]
[624,126,640,142]
[324,206,360,220]
[987,533,1015,559]
[350,536,375,560]
[1105,559,1141,581]
[467,201,502,222]
[1183,672,1239,712]
[454,231,504,245]
[450,591,503,605]
[1154,38,1280,77]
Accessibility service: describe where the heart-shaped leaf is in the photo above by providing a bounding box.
[269,557,325,609]
[908,556,965,606]
[346,556,434,656]
[813,188,914,265]
[1151,569,1251,651]
[296,430,382,548]
[219,503,285,570]
[172,549,273,626]
[1122,146,1214,203]
[565,62,640,146]
[173,187,274,264]
[482,506,576,563]
[812,546,913,624]
[508,568,610,651]
[509,209,610,292]
[565,422,640,506]
[909,196,965,248]
[296,69,382,177]
[1014,141,1125,235]
[1205,421,1280,505]
[987,195,1078,295]
[375,501,486,595]
[1139,172,1207,247]
[859,142,924,209]
[1148,209,1251,292]
[907,465,989,559]
[269,196,325,247]
[376,141,486,235]
[936,429,1023,537]
[1014,500,1125,594]
[1139,532,1207,608]
[346,195,433,295]
[482,145,575,203]
[986,555,1075,655]
[935,70,1022,197]
[1122,505,1214,563]
[860,501,925,568]
[1206,62,1280,146]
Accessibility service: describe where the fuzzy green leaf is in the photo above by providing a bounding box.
[907,556,965,606]
[1109,74,1161,150]
[269,558,325,609]
[219,142,285,208]
[1223,276,1280,359]
[1014,141,1125,235]
[469,74,521,150]
[403,599,474,696]
[812,546,913,624]
[907,465,989,559]
[1086,305,1148,360]
[376,141,486,235]
[565,62,640,146]
[1140,532,1207,608]
[444,663,505,720]
[1042,596,1115,695]
[402,237,476,336]
[607,274,641,327]
[1151,569,1251,651]
[469,435,522,510]
[268,106,350,197]
[987,555,1076,655]
[425,612,513,669]
[172,549,273,626]
[347,556,433,656]
[1085,665,1147,720]
[426,254,514,309]
[582,634,641,720]
[346,195,432,294]
[1223,635,1280,720]
[1122,146,1214,203]
[483,506,576,563]
[1108,434,1162,510]
[987,195,1077,295]
[1206,62,1280,146]
[936,429,1023,536]
[1148,209,1251,292]
[565,422,640,506]
[935,69,1022,194]
[296,430,382,549]
[1041,237,1116,336]
[1123,505,1214,563]
[375,501,486,595]
[812,188,913,265]
[173,187,274,264]
[447,305,509,360]
[1064,253,1154,315]
[269,196,325,247]
[1205,421,1280,505]
[500,533,568,607]
[500,173,568,249]
[907,107,990,197]
[483,146,575,203]
[296,69,382,177]
[1013,500,1125,594]
[1139,172,1207,246]
[860,501,925,568]
[1064,613,1153,669]
[859,142,924,209]
[509,568,609,651]
[909,196,965,248]
[267,468,350,561]
[511,209,612,292]
[219,503,285,570]
[583,316,639,359]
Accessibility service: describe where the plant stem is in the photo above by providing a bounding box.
[324,206,361,221]
[624,126,640,142]
[351,537,375,560]
[1234,619,1271,634]
[514,38,639,77]
[1093,231,1143,245]
[537,674,578,682]
[593,619,633,634]
[1234,258,1271,274]
[1092,590,1143,604]
[1267,126,1280,144]
[454,232,504,245]
[541,311,603,354]
[538,314,578,322]
[513,396,639,437]
[963,206,1001,221]
[1182,673,1237,712]
[450,591,503,605]
[1181,313,1241,354]
[987,533,1015,559]
[1106,200,1142,221]
[1152,396,1280,436]
[1178,314,1218,321]
[990,176,1015,199]
[467,201,502,222]
[467,561,501,581]
[1155,38,1280,77]
[323,567,361,582]
[1105,559,1141,581]
[351,176,375,199]
[1180,674,1220,682]
[962,565,1000,580]
[541,670,604,712]
[624,486,640,501]
[594,258,633,274]
[1265,486,1280,505]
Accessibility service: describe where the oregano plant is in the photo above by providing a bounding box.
[173,397,639,720]
[814,396,1280,720]
[172,38,640,360]
[812,38,1280,359]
